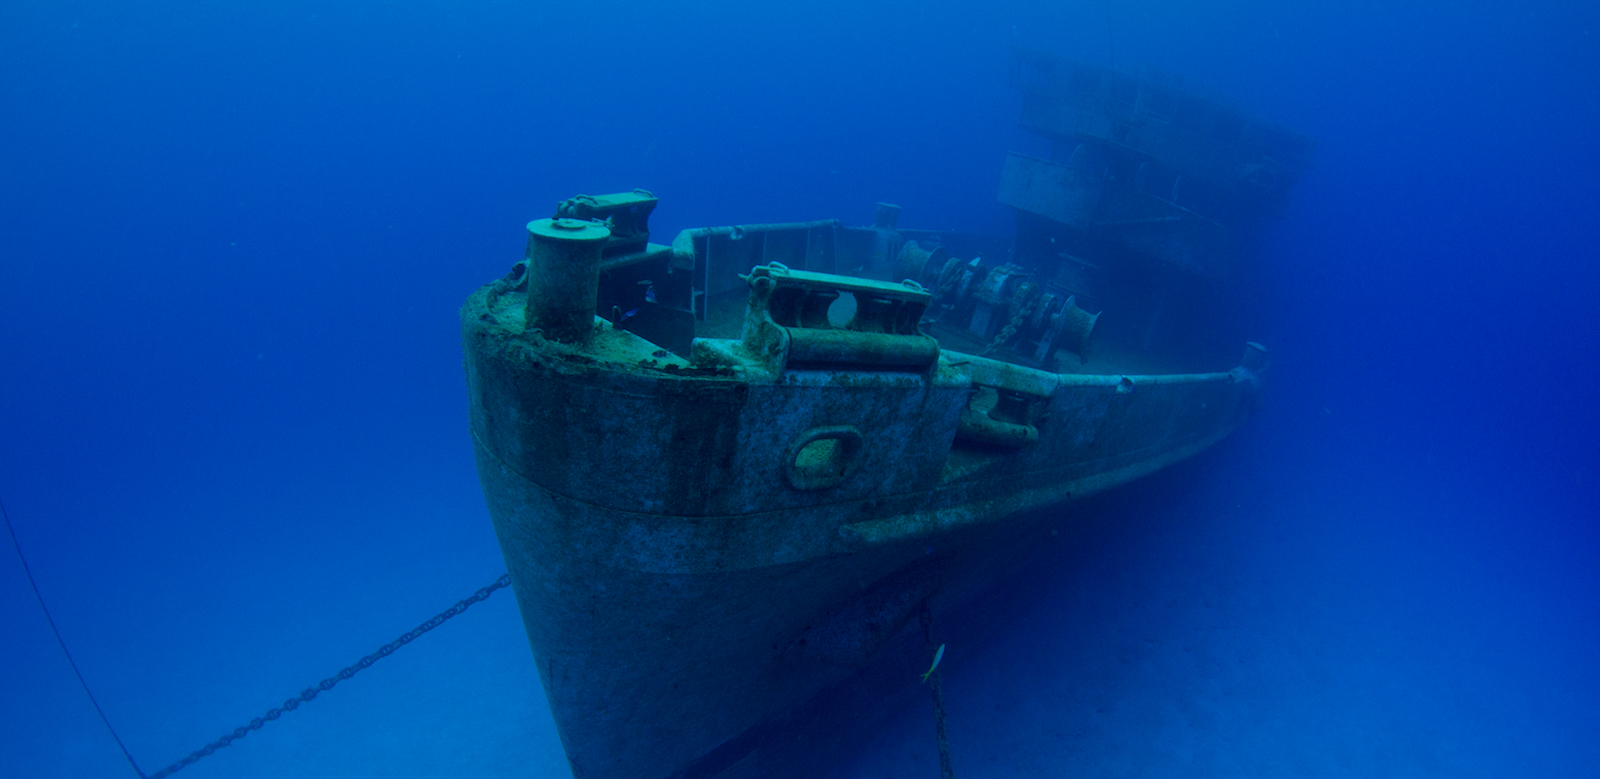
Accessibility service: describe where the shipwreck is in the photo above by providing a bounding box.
[461,49,1310,779]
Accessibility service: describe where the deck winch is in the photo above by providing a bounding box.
[897,240,1101,365]
[692,262,941,372]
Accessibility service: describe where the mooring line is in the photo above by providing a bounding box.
[146,572,512,778]
[3,496,148,777]
[2,493,512,778]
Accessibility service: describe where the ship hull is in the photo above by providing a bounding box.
[463,281,1263,778]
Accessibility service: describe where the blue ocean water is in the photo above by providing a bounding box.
[2,0,1595,776]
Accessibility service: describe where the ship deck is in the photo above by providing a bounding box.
[697,288,1224,377]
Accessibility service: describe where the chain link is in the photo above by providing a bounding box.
[920,603,956,779]
[979,293,1042,357]
[147,573,513,779]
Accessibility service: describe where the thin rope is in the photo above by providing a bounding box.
[2,496,147,778]
[4,492,512,778]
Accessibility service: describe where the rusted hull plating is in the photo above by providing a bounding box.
[462,276,1264,778]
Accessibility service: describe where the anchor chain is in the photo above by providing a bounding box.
[979,293,1042,357]
[145,573,513,779]
[920,603,956,779]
